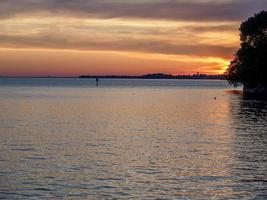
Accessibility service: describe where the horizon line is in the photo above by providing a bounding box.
[0,73,225,79]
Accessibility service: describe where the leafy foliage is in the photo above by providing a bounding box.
[226,11,267,88]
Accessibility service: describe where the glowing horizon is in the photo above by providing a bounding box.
[0,0,266,77]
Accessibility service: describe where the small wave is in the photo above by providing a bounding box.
[11,148,37,152]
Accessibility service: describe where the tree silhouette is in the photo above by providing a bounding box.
[226,11,267,92]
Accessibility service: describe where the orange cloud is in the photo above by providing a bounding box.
[0,48,230,76]
[2,0,262,76]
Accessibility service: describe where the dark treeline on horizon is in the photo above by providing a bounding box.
[79,73,225,80]
[0,73,224,79]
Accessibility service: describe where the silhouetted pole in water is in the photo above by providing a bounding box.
[96,77,99,86]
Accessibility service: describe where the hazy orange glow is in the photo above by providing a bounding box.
[0,0,265,76]
[0,48,230,76]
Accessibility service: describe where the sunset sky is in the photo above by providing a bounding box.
[0,0,266,77]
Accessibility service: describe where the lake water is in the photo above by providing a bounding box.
[0,78,266,199]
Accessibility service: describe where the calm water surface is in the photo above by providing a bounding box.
[0,78,266,199]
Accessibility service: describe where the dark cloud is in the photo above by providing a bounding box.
[0,0,266,21]
[0,33,235,58]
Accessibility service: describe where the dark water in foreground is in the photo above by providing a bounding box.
[0,78,266,199]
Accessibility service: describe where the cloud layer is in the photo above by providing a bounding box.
[0,0,266,21]
[0,0,266,75]
[0,17,238,58]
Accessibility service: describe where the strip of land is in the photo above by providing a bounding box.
[79,73,225,80]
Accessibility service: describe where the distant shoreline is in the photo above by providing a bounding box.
[0,73,225,80]
[80,73,225,80]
